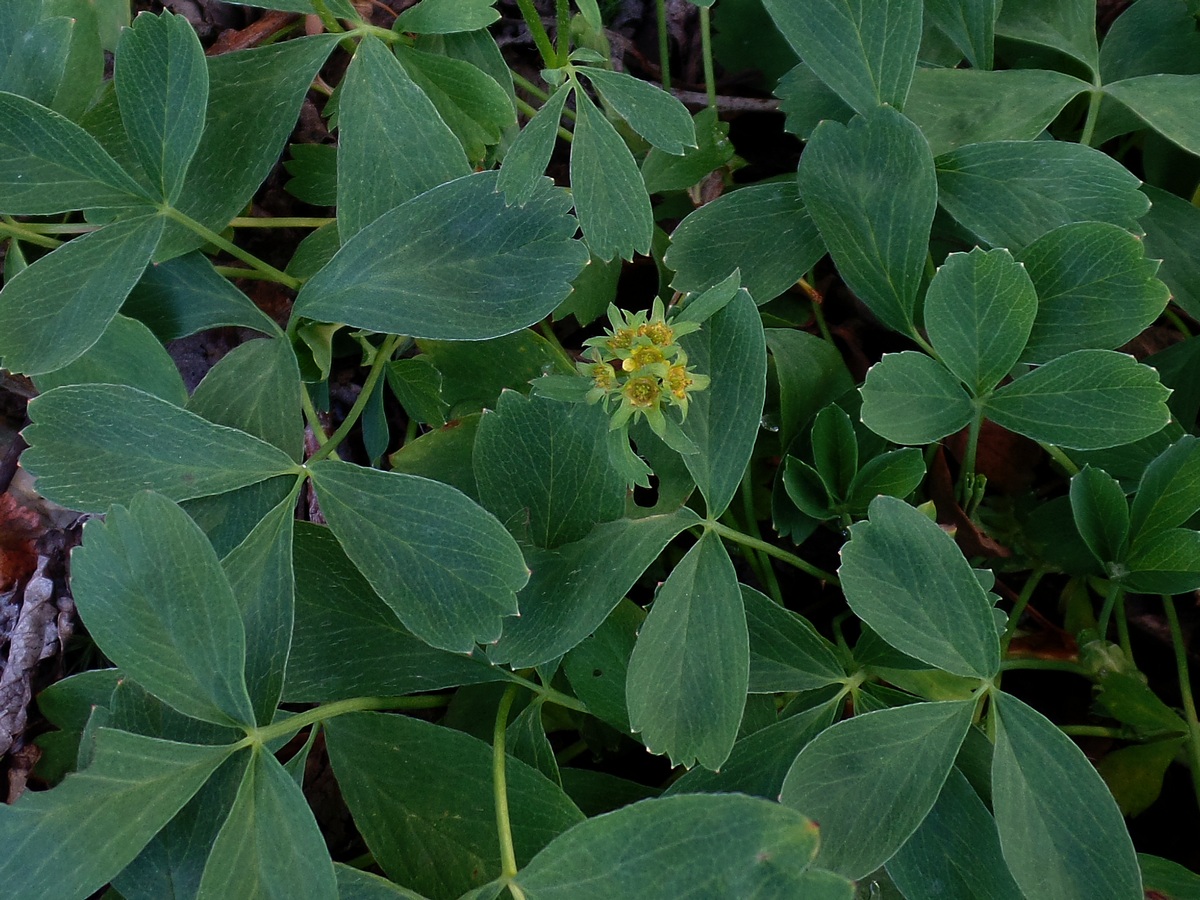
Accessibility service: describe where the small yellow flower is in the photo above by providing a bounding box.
[639,319,674,346]
[667,363,692,399]
[622,376,661,408]
[621,343,667,372]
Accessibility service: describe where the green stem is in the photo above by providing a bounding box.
[537,320,576,372]
[494,684,522,883]
[308,334,403,463]
[1080,88,1102,147]
[1060,724,1129,739]
[0,219,63,250]
[656,0,671,90]
[512,70,552,102]
[1164,307,1194,337]
[739,466,784,604]
[959,406,984,508]
[1114,592,1134,663]
[515,0,559,68]
[699,6,717,108]
[810,294,834,345]
[514,96,574,143]
[706,520,839,584]
[1097,580,1124,639]
[162,207,301,289]
[230,216,335,229]
[503,670,589,714]
[1002,567,1046,650]
[242,693,448,747]
[1040,441,1081,476]
[555,0,570,66]
[301,386,327,446]
[1000,657,1089,676]
[9,222,98,235]
[1163,596,1200,812]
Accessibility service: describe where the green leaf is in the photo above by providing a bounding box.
[498,82,571,203]
[395,0,500,33]
[515,794,827,898]
[325,711,584,900]
[22,384,298,510]
[784,457,833,520]
[32,312,187,403]
[1070,466,1130,566]
[925,0,999,69]
[992,692,1142,900]
[577,67,696,155]
[625,532,748,770]
[337,36,469,241]
[562,598,643,733]
[798,106,937,336]
[309,459,528,653]
[72,492,257,727]
[196,748,337,900]
[935,140,1149,253]
[766,328,855,452]
[666,700,838,799]
[811,404,858,498]
[336,865,430,900]
[571,92,653,261]
[390,416,483,501]
[678,290,767,518]
[744,585,845,692]
[859,351,974,445]
[665,181,825,303]
[490,510,699,668]
[1140,854,1200,899]
[286,523,504,702]
[775,62,854,141]
[112,752,247,900]
[761,0,921,114]
[1125,528,1200,594]
[187,337,304,461]
[1129,436,1200,543]
[0,214,163,375]
[121,250,278,340]
[845,448,926,512]
[510,700,560,785]
[1098,737,1185,816]
[283,142,336,206]
[994,0,1099,76]
[641,107,735,192]
[886,769,1025,900]
[780,700,974,879]
[222,481,300,725]
[1100,0,1200,83]
[393,43,514,165]
[1,14,72,110]
[925,247,1037,396]
[1104,74,1200,155]
[156,35,338,259]
[0,728,233,900]
[1141,185,1200,321]
[1018,222,1169,363]
[474,392,626,548]
[421,327,573,417]
[387,357,447,426]
[293,172,587,340]
[984,350,1171,450]
[840,496,1001,679]
[114,11,207,204]
[904,67,1087,157]
[0,89,151,213]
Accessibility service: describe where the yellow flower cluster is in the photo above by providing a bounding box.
[578,300,710,437]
